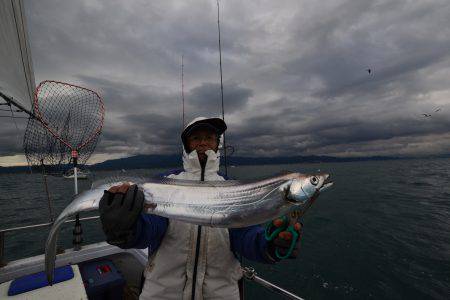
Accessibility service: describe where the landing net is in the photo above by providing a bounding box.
[23,80,105,175]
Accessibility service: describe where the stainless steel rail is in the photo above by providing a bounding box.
[0,216,99,234]
[0,215,100,267]
[242,266,305,300]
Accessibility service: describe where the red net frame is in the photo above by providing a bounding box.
[23,80,105,174]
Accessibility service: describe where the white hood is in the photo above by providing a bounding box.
[181,117,225,178]
[182,149,220,178]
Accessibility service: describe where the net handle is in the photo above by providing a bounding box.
[33,80,105,151]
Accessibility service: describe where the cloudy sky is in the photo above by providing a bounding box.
[1,0,450,166]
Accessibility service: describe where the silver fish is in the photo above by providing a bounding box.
[45,172,332,283]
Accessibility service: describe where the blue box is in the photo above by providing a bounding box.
[79,259,125,300]
[8,265,74,296]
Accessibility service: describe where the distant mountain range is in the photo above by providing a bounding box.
[0,153,411,173]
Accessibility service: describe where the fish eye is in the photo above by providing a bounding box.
[310,176,319,185]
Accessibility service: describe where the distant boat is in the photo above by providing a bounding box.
[63,169,90,179]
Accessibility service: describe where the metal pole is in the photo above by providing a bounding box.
[73,150,79,196]
[74,165,78,195]
[0,91,37,118]
[0,232,5,267]
[0,216,100,268]
[0,216,100,234]
[72,150,82,251]
[242,267,305,300]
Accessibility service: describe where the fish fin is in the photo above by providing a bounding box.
[91,175,244,189]
[91,175,147,188]
[275,170,295,176]
[158,177,244,187]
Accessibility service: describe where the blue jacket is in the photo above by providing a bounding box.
[131,214,272,263]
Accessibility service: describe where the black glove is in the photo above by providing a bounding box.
[99,184,144,248]
[266,221,303,261]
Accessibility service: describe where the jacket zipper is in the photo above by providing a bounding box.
[191,166,205,299]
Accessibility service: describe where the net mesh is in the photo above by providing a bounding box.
[23,81,104,175]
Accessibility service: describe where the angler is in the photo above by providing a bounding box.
[98,116,326,300]
[44,117,333,298]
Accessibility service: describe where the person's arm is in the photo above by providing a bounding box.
[230,220,303,263]
[229,225,276,264]
[127,213,168,252]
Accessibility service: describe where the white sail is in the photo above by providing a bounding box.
[0,0,35,112]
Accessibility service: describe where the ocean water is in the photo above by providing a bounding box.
[0,159,449,299]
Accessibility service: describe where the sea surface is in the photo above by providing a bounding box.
[0,158,449,299]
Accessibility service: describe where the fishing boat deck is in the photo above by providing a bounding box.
[0,242,147,300]
[0,265,88,299]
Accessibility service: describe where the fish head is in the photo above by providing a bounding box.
[286,173,333,203]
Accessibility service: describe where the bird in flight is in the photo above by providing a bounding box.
[417,107,442,118]
[366,68,372,74]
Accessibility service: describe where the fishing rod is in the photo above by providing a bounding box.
[181,55,186,129]
[216,0,228,177]
[215,3,303,299]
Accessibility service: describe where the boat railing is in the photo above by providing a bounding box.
[0,216,305,299]
[0,215,99,268]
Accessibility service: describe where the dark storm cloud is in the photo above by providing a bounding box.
[227,92,450,157]
[71,76,253,156]
[25,0,226,85]
[1,0,450,165]
[187,82,252,115]
[281,0,450,94]
[74,76,183,155]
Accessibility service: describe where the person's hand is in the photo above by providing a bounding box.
[99,183,144,247]
[267,218,303,260]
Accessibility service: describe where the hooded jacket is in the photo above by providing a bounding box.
[128,118,272,300]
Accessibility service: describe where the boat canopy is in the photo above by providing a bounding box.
[0,0,35,112]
